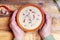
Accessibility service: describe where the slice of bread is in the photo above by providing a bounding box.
[0,31,13,40]
[24,32,41,40]
[0,17,10,31]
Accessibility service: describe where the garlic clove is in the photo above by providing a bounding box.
[1,9,6,14]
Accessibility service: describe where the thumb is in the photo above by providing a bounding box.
[11,10,18,21]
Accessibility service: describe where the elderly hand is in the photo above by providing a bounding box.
[39,9,52,39]
[10,10,24,40]
[10,8,52,40]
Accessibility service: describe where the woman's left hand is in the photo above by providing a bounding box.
[10,10,24,40]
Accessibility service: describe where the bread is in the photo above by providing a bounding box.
[0,17,10,31]
[0,17,9,25]
[24,32,41,40]
[0,31,13,40]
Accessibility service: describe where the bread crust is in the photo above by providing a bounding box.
[0,31,13,40]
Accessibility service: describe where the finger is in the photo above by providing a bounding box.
[42,8,52,25]
[11,10,18,21]
[10,22,24,40]
[12,28,24,37]
[10,10,18,29]
[10,18,24,33]
[41,8,47,14]
[10,10,24,33]
[46,14,52,26]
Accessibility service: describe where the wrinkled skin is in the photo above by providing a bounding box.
[10,10,24,40]
[10,9,52,40]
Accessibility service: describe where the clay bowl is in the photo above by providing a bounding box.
[17,4,45,32]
